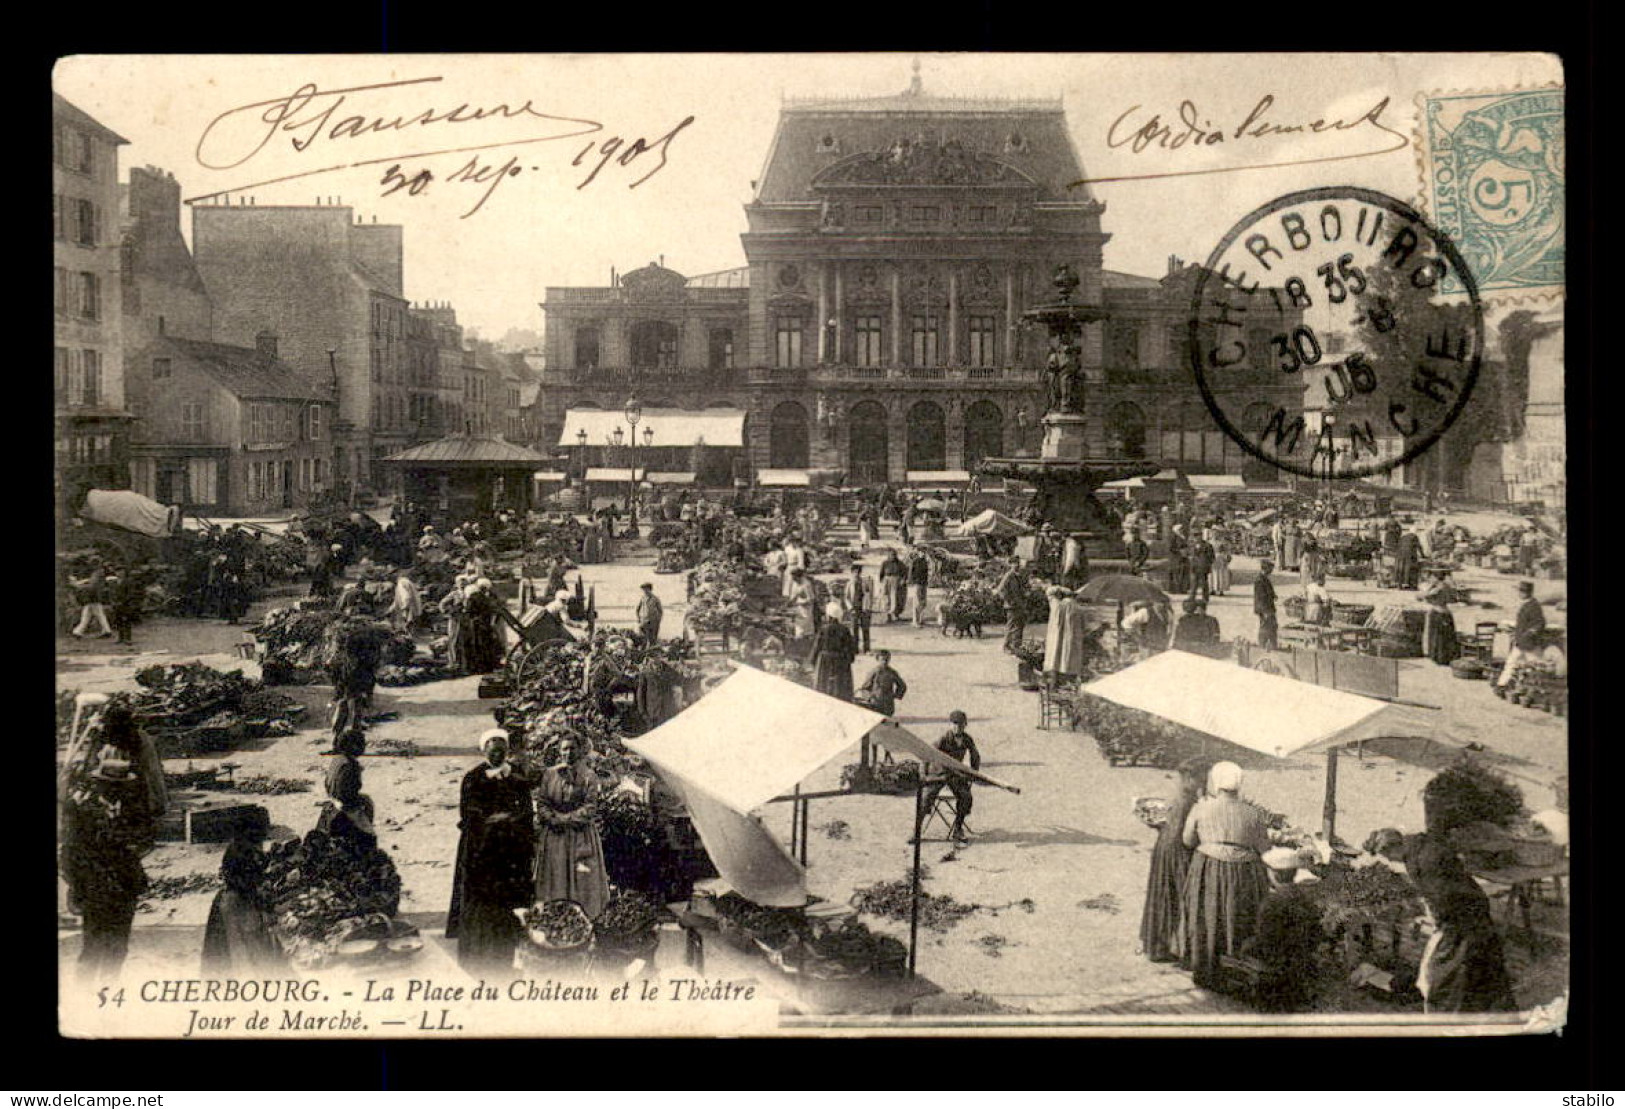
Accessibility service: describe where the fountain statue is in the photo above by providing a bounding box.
[977,264,1159,553]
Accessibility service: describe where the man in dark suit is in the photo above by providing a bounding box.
[1496,581,1547,689]
[1254,560,1279,649]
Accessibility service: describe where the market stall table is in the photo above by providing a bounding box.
[664,907,942,1016]
[1472,860,1569,946]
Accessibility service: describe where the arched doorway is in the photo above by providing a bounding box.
[630,321,679,370]
[1240,402,1280,482]
[848,401,889,485]
[1106,401,1148,458]
[769,401,809,469]
[963,400,1004,467]
[906,400,946,472]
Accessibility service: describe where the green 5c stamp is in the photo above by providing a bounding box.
[1420,87,1564,298]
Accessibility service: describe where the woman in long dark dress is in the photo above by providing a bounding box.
[1180,761,1272,989]
[447,730,535,970]
[460,580,507,675]
[202,835,283,973]
[1418,570,1461,665]
[533,735,612,919]
[810,600,857,702]
[1139,756,1217,963]
[1403,773,1519,1013]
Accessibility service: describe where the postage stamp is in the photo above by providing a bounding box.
[1189,186,1485,480]
[1417,87,1564,299]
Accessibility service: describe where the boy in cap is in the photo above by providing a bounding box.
[923,710,982,843]
[636,582,664,643]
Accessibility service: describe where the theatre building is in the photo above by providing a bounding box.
[537,74,1302,488]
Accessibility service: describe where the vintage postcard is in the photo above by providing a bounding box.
[53,52,1567,1039]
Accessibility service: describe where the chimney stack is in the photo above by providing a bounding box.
[255,330,279,360]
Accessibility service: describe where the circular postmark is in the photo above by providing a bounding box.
[1189,186,1483,480]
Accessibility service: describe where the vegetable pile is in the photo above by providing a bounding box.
[939,583,1005,628]
[592,890,661,952]
[1132,796,1171,829]
[524,899,594,949]
[139,873,222,909]
[377,660,453,687]
[132,663,258,724]
[1307,864,1422,930]
[1071,693,1214,770]
[851,876,980,933]
[840,761,924,794]
[260,828,403,969]
[251,601,340,684]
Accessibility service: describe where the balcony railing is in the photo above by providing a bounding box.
[546,365,741,386]
[755,364,1038,383]
[544,363,1041,387]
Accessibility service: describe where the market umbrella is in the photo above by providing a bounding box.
[1074,574,1169,607]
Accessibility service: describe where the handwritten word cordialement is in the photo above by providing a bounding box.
[190,76,695,215]
[1074,95,1407,186]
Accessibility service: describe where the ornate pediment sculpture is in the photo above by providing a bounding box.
[812,139,1038,189]
[620,262,688,303]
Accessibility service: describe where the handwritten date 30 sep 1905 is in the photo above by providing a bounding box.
[193,76,694,217]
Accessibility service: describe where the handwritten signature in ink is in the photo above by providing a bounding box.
[191,76,694,217]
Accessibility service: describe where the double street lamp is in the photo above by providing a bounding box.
[573,400,653,528]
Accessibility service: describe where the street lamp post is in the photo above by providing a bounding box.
[1322,412,1338,502]
[624,396,643,534]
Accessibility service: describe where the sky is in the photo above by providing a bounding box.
[55,52,1561,341]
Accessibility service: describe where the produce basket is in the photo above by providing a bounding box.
[1283,596,1306,620]
[523,899,594,951]
[1450,658,1489,680]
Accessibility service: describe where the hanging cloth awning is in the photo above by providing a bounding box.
[757,469,811,487]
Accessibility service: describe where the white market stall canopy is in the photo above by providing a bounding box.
[957,509,1033,538]
[1081,650,1414,759]
[757,469,811,487]
[646,472,697,485]
[585,467,647,482]
[631,666,885,814]
[81,490,181,538]
[558,407,746,448]
[1102,477,1145,490]
[1189,474,1247,491]
[906,470,972,484]
[627,666,887,906]
[532,471,568,483]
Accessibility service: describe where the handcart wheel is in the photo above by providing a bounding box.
[513,644,548,687]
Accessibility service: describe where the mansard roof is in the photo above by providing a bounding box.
[755,86,1092,204]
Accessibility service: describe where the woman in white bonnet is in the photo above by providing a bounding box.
[1179,760,1272,989]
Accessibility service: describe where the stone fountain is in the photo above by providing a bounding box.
[977,264,1160,555]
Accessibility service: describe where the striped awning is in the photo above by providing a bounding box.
[757,469,811,487]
